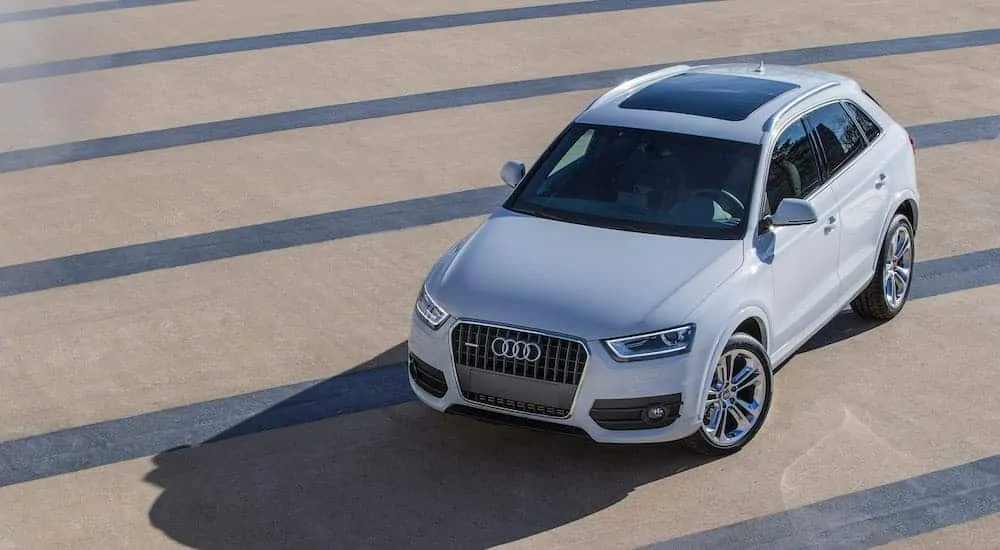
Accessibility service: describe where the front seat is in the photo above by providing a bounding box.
[766,160,802,213]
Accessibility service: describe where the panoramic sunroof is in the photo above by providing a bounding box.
[618,72,800,121]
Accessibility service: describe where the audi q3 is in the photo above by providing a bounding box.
[406,63,919,455]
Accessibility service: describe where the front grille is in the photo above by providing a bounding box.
[464,391,568,418]
[450,322,588,385]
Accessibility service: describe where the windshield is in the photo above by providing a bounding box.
[504,123,761,240]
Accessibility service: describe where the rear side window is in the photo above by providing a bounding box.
[805,103,867,175]
[844,101,882,143]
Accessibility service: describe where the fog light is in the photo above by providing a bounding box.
[643,404,668,425]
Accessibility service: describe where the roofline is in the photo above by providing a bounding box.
[762,81,841,133]
[583,64,695,111]
[578,63,849,143]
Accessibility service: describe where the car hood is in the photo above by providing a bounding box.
[426,209,745,341]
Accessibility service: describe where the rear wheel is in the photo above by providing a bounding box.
[851,213,915,320]
[683,333,773,457]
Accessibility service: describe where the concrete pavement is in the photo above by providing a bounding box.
[0,0,998,547]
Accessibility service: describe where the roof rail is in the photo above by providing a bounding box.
[762,81,840,132]
[585,64,691,110]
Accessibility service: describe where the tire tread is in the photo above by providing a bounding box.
[850,214,914,321]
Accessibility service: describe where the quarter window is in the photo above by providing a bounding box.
[805,103,867,175]
[765,120,822,213]
[844,101,882,143]
[548,129,594,176]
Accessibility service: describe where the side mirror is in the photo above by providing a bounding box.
[500,160,525,188]
[770,198,818,227]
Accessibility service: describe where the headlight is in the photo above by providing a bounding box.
[415,286,449,329]
[603,324,696,362]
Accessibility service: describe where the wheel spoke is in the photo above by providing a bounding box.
[892,271,908,294]
[705,404,725,437]
[714,361,727,390]
[731,362,756,386]
[716,407,730,438]
[894,231,911,261]
[728,404,752,432]
[734,397,759,420]
[735,370,761,392]
[884,271,896,301]
[895,265,911,284]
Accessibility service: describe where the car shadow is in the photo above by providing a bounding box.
[771,309,886,372]
[143,357,720,549]
[141,308,885,549]
[796,309,885,354]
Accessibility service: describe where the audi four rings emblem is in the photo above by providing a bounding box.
[491,337,542,361]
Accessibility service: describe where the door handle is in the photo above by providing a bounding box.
[824,215,837,234]
[827,216,837,225]
[875,173,888,189]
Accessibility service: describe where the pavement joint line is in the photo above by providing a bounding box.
[0,244,997,488]
[1,27,1000,174]
[0,0,712,81]
[0,116,996,300]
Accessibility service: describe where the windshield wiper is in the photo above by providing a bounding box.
[509,205,574,223]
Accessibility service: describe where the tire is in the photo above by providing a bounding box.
[850,213,915,321]
[682,333,774,457]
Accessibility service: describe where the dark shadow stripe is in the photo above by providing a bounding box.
[0,185,509,298]
[643,454,1000,549]
[0,0,189,23]
[0,363,413,488]
[909,247,1000,299]
[1,28,999,174]
[0,0,710,81]
[0,246,996,488]
[908,115,1000,148]
[0,116,994,299]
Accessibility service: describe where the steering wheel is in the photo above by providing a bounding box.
[686,188,746,218]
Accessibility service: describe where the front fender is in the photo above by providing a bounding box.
[691,302,773,420]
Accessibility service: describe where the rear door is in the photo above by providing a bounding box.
[803,101,892,295]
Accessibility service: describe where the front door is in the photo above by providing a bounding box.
[758,118,843,356]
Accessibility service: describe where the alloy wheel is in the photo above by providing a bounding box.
[883,224,914,309]
[701,349,768,447]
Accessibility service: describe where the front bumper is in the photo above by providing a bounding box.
[407,314,709,444]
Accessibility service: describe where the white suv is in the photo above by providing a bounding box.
[406,63,919,455]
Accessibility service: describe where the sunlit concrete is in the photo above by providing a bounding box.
[2,283,999,550]
[0,0,997,547]
[2,0,999,150]
[0,0,585,67]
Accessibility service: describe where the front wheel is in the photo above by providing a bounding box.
[683,333,774,457]
[851,213,915,320]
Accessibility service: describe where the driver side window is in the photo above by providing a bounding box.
[765,120,822,215]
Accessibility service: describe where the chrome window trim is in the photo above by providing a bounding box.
[762,81,840,133]
[841,99,885,146]
[760,96,877,218]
